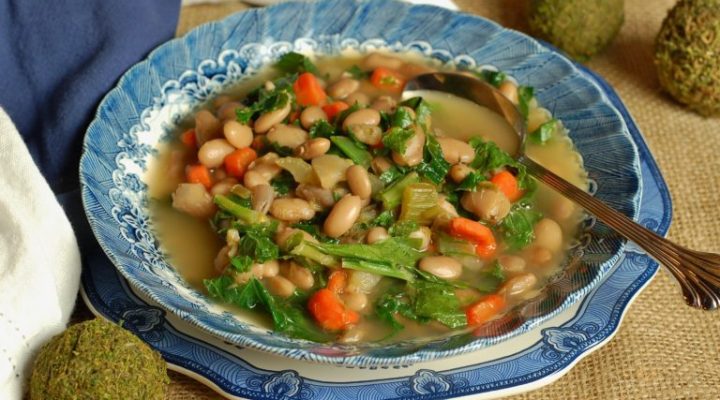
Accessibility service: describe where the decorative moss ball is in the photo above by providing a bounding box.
[529,0,625,60]
[30,318,168,400]
[655,0,720,117]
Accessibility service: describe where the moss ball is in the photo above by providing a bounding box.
[655,0,720,117]
[30,318,168,400]
[529,0,625,60]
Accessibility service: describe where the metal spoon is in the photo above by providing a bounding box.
[404,72,720,310]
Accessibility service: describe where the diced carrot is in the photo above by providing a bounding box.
[293,72,327,106]
[466,294,506,326]
[448,217,497,259]
[224,147,257,179]
[322,101,349,121]
[308,288,358,331]
[185,164,212,189]
[370,67,406,93]
[327,270,348,293]
[490,170,522,202]
[180,129,196,148]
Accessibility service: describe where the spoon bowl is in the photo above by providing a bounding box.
[404,72,720,310]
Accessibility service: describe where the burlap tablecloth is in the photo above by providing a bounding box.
[159,1,720,398]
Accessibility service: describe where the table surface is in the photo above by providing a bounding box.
[99,1,720,399]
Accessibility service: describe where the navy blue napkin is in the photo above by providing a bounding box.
[0,1,181,296]
[0,0,181,194]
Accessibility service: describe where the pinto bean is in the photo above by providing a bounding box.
[266,276,296,298]
[296,138,331,160]
[295,184,335,209]
[251,184,275,214]
[344,91,370,107]
[501,272,537,297]
[324,195,362,238]
[346,165,372,199]
[347,124,382,146]
[327,78,360,99]
[172,183,215,218]
[270,198,316,222]
[254,102,291,133]
[267,124,308,150]
[437,137,475,165]
[210,178,239,196]
[391,126,425,167]
[342,108,381,131]
[283,261,315,290]
[461,187,511,224]
[366,227,389,244]
[449,164,475,183]
[198,139,235,168]
[223,120,253,149]
[300,106,328,129]
[419,256,463,280]
[533,218,563,252]
[498,255,526,273]
[498,81,519,104]
[194,110,222,145]
[370,96,396,113]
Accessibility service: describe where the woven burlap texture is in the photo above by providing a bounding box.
[164,1,720,398]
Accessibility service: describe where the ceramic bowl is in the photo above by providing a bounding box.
[80,0,640,366]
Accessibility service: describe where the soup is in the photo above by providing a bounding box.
[147,51,587,343]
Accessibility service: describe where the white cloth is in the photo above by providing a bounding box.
[0,108,81,399]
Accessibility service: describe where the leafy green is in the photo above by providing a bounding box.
[235,221,280,263]
[205,277,331,342]
[436,232,476,257]
[467,137,532,191]
[388,220,419,238]
[457,170,487,191]
[229,255,253,272]
[529,119,558,145]
[390,106,415,128]
[413,281,467,329]
[416,134,450,184]
[477,70,506,87]
[378,165,408,185]
[375,288,426,332]
[270,171,296,195]
[399,97,432,131]
[496,205,542,250]
[382,127,415,154]
[342,258,416,281]
[214,194,264,224]
[274,52,319,75]
[475,261,506,293]
[372,210,395,228]
[377,172,421,209]
[308,119,336,138]
[308,237,424,269]
[334,102,362,129]
[517,86,534,121]
[346,65,369,80]
[330,136,372,167]
[236,89,291,124]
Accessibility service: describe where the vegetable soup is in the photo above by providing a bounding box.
[147,51,587,343]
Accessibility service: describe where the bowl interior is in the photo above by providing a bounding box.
[80,0,640,366]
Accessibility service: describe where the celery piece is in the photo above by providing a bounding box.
[214,194,264,224]
[329,136,372,167]
[288,239,338,267]
[399,183,439,225]
[378,172,420,209]
[342,258,415,282]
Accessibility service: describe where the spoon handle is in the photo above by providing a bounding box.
[520,156,720,310]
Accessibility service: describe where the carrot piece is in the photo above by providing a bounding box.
[466,294,506,326]
[288,109,301,124]
[490,170,522,202]
[180,129,196,148]
[327,270,348,293]
[322,101,349,121]
[308,288,358,331]
[186,164,212,189]
[293,72,327,106]
[448,217,497,259]
[370,67,406,93]
[251,135,266,152]
[224,147,257,179]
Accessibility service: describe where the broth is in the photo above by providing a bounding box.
[146,51,587,343]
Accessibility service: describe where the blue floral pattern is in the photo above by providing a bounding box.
[541,323,600,360]
[247,371,314,399]
[396,369,469,396]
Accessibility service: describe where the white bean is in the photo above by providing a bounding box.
[501,272,537,297]
[210,178,239,197]
[324,195,362,238]
[172,183,215,218]
[270,198,316,222]
[198,139,235,168]
[366,227,389,244]
[419,256,463,280]
[533,218,563,252]
[266,276,296,298]
[461,187,511,224]
[254,102,291,133]
[296,138,331,160]
[342,108,381,131]
[346,165,372,199]
[300,106,328,129]
[267,124,308,150]
[194,110,222,146]
[223,120,253,148]
[284,262,315,290]
[327,78,360,99]
[251,184,275,214]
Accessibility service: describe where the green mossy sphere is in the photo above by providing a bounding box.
[529,0,625,60]
[655,0,720,117]
[30,318,168,400]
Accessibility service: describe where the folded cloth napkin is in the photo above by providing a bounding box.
[0,1,180,398]
[0,109,81,399]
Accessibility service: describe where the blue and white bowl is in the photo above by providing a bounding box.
[80,0,640,367]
